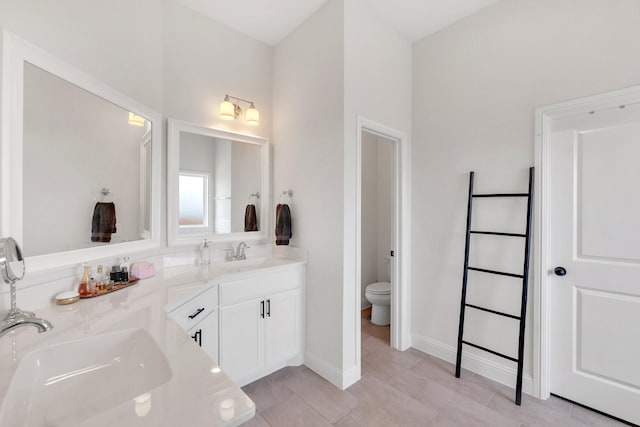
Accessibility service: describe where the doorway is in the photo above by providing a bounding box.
[535,87,640,425]
[360,131,394,346]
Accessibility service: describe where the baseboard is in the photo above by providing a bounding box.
[304,351,360,390]
[342,365,360,389]
[411,333,534,396]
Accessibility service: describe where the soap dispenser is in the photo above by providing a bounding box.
[201,239,211,265]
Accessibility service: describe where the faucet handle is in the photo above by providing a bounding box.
[225,248,234,261]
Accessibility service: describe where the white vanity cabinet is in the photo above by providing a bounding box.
[168,283,219,363]
[187,310,218,363]
[218,265,304,386]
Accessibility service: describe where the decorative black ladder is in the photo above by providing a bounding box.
[455,167,534,406]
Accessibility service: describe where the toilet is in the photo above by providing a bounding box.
[365,281,391,325]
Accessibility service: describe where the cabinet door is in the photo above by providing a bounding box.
[219,298,264,383]
[265,289,301,366]
[188,311,218,364]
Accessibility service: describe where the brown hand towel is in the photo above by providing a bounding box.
[244,204,258,232]
[91,202,117,242]
[275,203,292,245]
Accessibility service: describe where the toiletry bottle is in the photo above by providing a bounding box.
[78,264,90,297]
[96,265,105,291]
[121,266,129,282]
[88,272,96,295]
[110,265,120,283]
[120,256,130,272]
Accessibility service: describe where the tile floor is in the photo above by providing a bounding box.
[241,310,627,427]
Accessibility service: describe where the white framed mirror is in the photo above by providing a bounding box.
[1,30,162,272]
[167,119,270,246]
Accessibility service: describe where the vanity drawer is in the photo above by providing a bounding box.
[219,268,303,306]
[170,284,218,331]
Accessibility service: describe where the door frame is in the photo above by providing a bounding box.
[533,85,640,399]
[355,116,411,354]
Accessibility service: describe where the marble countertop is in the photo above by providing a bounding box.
[0,255,306,426]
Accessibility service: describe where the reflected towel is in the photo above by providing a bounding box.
[91,202,117,242]
[244,204,258,232]
[275,204,292,246]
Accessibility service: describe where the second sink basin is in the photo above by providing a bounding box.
[0,328,172,426]
[217,256,291,273]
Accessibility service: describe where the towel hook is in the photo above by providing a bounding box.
[248,192,260,204]
[279,189,293,203]
[96,188,115,203]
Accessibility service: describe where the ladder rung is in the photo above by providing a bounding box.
[470,231,526,238]
[462,340,518,362]
[466,304,521,320]
[472,193,529,198]
[467,267,524,279]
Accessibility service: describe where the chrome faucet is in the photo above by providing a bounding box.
[226,241,250,261]
[235,241,249,260]
[0,280,53,338]
[0,309,53,337]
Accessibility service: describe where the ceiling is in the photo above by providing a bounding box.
[173,0,502,46]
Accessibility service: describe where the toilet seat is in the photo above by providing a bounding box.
[366,282,390,295]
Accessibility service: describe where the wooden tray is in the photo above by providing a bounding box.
[79,277,140,299]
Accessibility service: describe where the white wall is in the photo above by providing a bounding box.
[0,0,273,311]
[342,0,412,382]
[0,0,164,111]
[23,63,145,256]
[360,132,392,309]
[272,0,412,385]
[162,0,272,139]
[411,0,640,387]
[273,0,346,373]
[376,138,392,284]
[360,132,378,308]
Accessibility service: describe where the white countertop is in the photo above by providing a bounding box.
[0,255,306,426]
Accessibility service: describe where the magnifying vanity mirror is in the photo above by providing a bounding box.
[167,120,270,246]
[1,31,161,271]
[0,237,25,284]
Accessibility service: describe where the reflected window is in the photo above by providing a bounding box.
[178,172,209,228]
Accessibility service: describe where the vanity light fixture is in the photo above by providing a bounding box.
[219,95,260,125]
[128,112,145,127]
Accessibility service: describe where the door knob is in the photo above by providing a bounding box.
[554,266,566,276]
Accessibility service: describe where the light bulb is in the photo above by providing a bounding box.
[246,103,259,125]
[220,97,236,120]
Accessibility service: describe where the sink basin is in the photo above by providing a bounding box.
[216,257,291,273]
[0,328,172,426]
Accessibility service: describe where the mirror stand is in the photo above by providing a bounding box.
[0,237,53,338]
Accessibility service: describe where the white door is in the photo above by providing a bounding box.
[549,103,640,424]
[219,298,264,383]
[265,289,301,366]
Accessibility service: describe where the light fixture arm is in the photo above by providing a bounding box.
[224,94,255,105]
